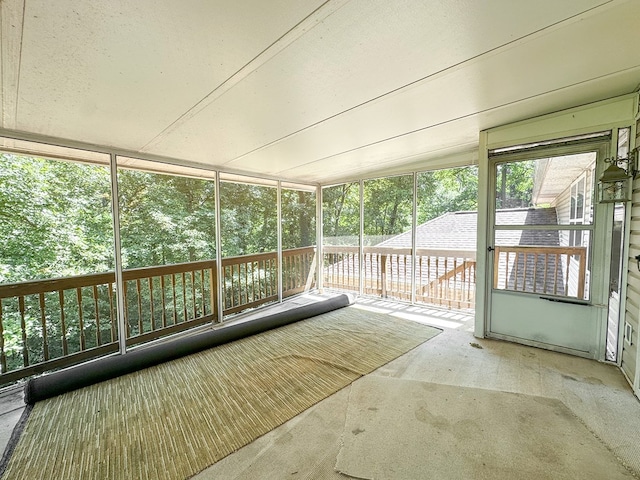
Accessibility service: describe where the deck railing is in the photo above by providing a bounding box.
[221,246,316,314]
[0,246,316,384]
[323,246,477,308]
[493,245,588,298]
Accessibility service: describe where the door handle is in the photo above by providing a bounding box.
[487,246,495,252]
[539,296,590,306]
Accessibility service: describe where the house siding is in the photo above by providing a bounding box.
[552,166,594,299]
[621,122,640,383]
[552,166,594,246]
[554,187,571,246]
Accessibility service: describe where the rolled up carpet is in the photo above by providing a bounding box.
[24,293,354,404]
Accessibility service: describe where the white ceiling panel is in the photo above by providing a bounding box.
[1,0,639,184]
[280,66,640,184]
[13,0,325,147]
[144,0,611,164]
[224,1,640,181]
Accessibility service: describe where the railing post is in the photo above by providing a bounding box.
[577,247,587,299]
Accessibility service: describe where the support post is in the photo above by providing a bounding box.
[109,154,127,355]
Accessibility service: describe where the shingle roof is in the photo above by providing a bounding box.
[378,207,559,249]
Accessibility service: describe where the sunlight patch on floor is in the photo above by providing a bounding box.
[351,303,394,315]
[390,311,463,329]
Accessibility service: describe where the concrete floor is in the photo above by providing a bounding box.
[1,295,639,478]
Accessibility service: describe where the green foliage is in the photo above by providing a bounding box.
[118,169,217,268]
[495,161,535,209]
[417,166,479,223]
[322,167,482,243]
[363,175,414,240]
[219,182,277,257]
[0,154,113,283]
[322,183,360,241]
[282,189,316,249]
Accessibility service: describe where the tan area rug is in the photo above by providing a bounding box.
[1,306,439,480]
[336,376,636,480]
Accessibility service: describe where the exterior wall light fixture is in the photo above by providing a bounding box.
[597,148,638,203]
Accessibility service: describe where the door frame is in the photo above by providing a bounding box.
[485,139,610,359]
[475,94,638,363]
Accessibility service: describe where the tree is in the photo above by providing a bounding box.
[219,182,277,257]
[417,166,479,224]
[494,161,535,209]
[363,175,413,239]
[282,189,315,249]
[0,153,113,283]
[322,183,360,243]
[117,169,217,267]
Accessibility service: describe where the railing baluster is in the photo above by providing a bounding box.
[553,254,559,295]
[136,279,143,333]
[148,277,155,331]
[239,263,244,305]
[258,261,263,300]
[200,269,206,317]
[108,283,115,342]
[451,258,457,307]
[272,258,277,297]
[191,271,197,319]
[544,253,551,295]
[269,258,278,295]
[577,251,586,299]
[160,275,167,328]
[92,285,101,346]
[0,301,6,373]
[504,252,510,290]
[532,253,538,293]
[261,260,265,299]
[231,265,237,308]
[404,255,409,298]
[171,274,178,325]
[18,296,28,367]
[247,262,252,303]
[443,257,449,305]
[564,253,570,297]
[123,281,130,337]
[208,267,216,319]
[59,290,69,355]
[76,288,86,351]
[181,272,187,322]
[39,292,49,361]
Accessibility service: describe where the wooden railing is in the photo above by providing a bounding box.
[323,246,360,292]
[323,246,476,309]
[0,246,316,384]
[493,245,587,298]
[221,246,316,315]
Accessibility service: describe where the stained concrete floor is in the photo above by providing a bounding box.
[1,295,639,479]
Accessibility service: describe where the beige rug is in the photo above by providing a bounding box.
[1,306,439,480]
[336,376,636,479]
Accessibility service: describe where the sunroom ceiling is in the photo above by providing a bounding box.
[1,0,639,185]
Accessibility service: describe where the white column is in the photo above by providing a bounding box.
[109,154,127,354]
